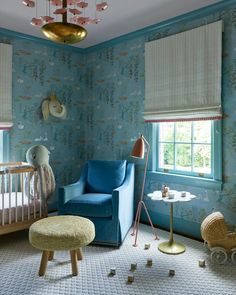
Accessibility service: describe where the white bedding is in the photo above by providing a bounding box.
[0,192,41,225]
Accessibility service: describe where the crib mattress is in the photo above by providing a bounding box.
[0,192,41,225]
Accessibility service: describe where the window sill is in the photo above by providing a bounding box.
[147,171,222,191]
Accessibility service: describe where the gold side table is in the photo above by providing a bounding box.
[147,190,196,255]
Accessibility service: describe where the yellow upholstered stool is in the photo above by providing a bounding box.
[29,215,95,276]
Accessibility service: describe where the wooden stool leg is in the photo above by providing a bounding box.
[77,248,83,261]
[39,250,49,276]
[48,251,54,261]
[70,250,78,276]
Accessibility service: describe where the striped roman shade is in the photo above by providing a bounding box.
[0,43,13,129]
[144,21,223,122]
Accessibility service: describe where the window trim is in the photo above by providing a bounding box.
[0,130,9,163]
[0,131,3,163]
[151,120,222,190]
[147,170,222,191]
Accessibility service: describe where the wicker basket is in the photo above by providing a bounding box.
[201,212,236,251]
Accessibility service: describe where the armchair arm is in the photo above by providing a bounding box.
[112,163,135,220]
[58,164,87,214]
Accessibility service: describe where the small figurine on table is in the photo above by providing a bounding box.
[162,184,169,198]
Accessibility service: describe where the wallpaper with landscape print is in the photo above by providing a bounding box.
[1,2,236,236]
[83,4,236,237]
[0,35,86,208]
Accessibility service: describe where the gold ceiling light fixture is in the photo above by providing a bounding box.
[22,0,108,44]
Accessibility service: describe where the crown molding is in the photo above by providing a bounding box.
[85,0,234,53]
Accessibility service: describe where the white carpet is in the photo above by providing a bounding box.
[0,224,236,295]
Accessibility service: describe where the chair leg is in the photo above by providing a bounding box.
[39,250,49,276]
[77,248,83,260]
[48,251,54,261]
[70,250,78,276]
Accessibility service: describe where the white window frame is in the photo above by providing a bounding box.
[152,120,222,182]
[0,130,9,163]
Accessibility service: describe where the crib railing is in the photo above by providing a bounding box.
[0,162,46,235]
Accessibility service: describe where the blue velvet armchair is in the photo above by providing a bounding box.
[58,160,134,246]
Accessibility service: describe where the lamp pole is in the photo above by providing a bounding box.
[131,135,159,247]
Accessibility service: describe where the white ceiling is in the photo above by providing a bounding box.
[0,0,222,48]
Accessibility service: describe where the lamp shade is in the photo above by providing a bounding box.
[131,137,145,159]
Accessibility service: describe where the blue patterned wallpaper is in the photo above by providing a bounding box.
[83,5,236,238]
[0,35,86,208]
[1,2,236,237]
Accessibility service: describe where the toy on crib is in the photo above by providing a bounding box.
[201,212,236,264]
[26,145,55,212]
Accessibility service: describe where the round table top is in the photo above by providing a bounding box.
[147,190,196,203]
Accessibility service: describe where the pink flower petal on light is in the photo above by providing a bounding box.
[77,1,88,9]
[30,17,43,26]
[22,0,35,8]
[51,0,62,6]
[90,18,101,24]
[69,8,82,15]
[40,16,55,24]
[96,2,108,11]
[53,8,67,14]
[67,0,76,5]
[75,16,90,25]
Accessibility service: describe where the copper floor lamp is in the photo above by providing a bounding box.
[131,134,159,247]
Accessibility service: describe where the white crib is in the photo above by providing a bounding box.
[0,162,47,235]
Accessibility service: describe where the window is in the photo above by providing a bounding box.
[0,130,3,162]
[153,120,221,180]
[145,21,223,188]
[0,131,9,163]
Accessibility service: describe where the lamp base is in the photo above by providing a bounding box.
[158,241,185,255]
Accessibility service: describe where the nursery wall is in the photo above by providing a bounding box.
[82,1,236,238]
[1,0,236,239]
[0,31,86,209]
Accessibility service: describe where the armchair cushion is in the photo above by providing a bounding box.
[86,160,127,194]
[64,193,112,218]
